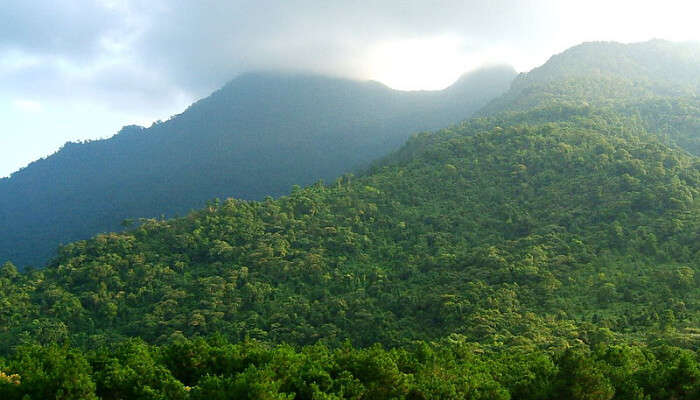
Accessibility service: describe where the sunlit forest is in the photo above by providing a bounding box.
[1,39,699,399]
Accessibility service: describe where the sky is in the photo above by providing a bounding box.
[1,0,700,178]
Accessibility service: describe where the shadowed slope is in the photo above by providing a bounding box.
[0,67,516,267]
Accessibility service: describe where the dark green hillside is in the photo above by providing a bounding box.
[1,40,699,399]
[2,337,698,400]
[0,67,516,269]
[2,105,699,398]
[2,107,697,353]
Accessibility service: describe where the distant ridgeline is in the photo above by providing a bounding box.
[481,39,700,155]
[0,66,516,267]
[0,40,699,399]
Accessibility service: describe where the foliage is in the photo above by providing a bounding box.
[0,68,516,268]
[3,108,699,352]
[481,40,700,157]
[0,40,699,398]
[1,338,698,399]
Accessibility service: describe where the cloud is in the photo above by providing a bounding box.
[12,99,42,112]
[129,0,551,92]
[3,0,700,111]
[1,0,699,177]
[1,1,563,100]
[0,0,123,58]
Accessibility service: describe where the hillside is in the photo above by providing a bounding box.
[2,106,698,348]
[481,40,700,156]
[0,41,699,399]
[0,67,516,268]
[1,107,699,399]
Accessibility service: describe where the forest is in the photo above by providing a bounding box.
[0,66,516,268]
[0,40,699,399]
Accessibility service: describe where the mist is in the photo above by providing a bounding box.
[1,0,699,177]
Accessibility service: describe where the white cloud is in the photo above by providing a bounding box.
[1,0,700,177]
[12,99,42,112]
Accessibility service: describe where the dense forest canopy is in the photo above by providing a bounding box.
[0,66,516,268]
[1,40,699,399]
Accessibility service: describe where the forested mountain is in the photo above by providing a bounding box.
[1,41,699,399]
[482,40,700,156]
[0,66,516,268]
[3,106,699,349]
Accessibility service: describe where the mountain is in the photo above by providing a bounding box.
[0,41,699,399]
[481,40,700,156]
[3,106,698,348]
[1,107,698,400]
[482,40,700,112]
[0,66,516,268]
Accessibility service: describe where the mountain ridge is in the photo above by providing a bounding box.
[0,66,516,268]
[479,39,700,158]
[1,40,699,399]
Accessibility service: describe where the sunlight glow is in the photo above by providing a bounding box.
[366,35,494,91]
[365,1,700,91]
[12,99,42,112]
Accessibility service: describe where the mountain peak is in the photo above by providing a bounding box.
[445,65,518,94]
[480,39,700,118]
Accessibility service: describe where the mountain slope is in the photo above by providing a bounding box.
[0,67,516,268]
[481,40,700,156]
[1,107,698,352]
[1,41,698,351]
[1,40,699,399]
[483,40,700,111]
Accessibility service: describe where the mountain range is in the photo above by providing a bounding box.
[0,40,699,399]
[0,66,516,268]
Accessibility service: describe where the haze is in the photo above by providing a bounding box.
[1,0,699,178]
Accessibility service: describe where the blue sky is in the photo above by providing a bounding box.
[2,0,699,177]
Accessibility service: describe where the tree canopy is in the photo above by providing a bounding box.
[0,40,699,399]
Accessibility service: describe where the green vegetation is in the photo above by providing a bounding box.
[3,107,698,349]
[0,67,516,268]
[481,40,700,157]
[1,337,698,400]
[0,40,699,398]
